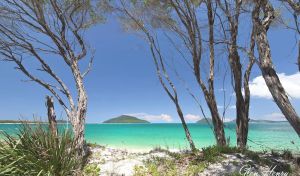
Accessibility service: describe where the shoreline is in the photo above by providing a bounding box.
[0,121,290,124]
[86,142,300,154]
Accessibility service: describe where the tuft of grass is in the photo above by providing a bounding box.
[243,150,261,163]
[202,145,239,162]
[185,162,207,176]
[282,149,293,160]
[134,163,160,176]
[133,165,146,176]
[296,157,300,166]
[134,157,179,176]
[83,163,100,176]
[271,150,280,157]
[0,122,83,176]
[202,146,221,162]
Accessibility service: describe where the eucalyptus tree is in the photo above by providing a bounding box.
[0,0,100,156]
[216,0,255,148]
[104,0,227,146]
[251,0,300,137]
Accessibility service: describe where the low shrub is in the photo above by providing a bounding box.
[83,163,100,176]
[0,122,83,176]
[185,162,207,176]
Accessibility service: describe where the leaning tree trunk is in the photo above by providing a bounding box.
[175,102,197,152]
[253,0,300,137]
[259,66,300,137]
[46,96,58,137]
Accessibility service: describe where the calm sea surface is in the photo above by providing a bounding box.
[0,122,299,152]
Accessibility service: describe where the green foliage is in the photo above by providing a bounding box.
[103,115,150,123]
[83,163,100,176]
[134,157,178,176]
[271,150,280,157]
[134,164,160,176]
[282,149,293,160]
[185,162,207,176]
[202,145,241,162]
[133,165,147,176]
[0,122,83,176]
[242,150,261,163]
[202,146,221,162]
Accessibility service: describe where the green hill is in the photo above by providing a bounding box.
[103,115,150,124]
[196,118,213,124]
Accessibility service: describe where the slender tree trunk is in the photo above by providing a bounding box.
[70,64,88,156]
[175,102,197,152]
[73,112,87,156]
[253,0,300,137]
[235,90,248,149]
[70,97,87,156]
[206,0,227,147]
[46,96,58,137]
[229,50,249,149]
[206,95,227,146]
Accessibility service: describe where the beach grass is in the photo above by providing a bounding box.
[0,122,84,176]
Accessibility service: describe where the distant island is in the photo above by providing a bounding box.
[103,115,150,124]
[196,118,287,124]
[227,119,287,123]
[196,118,213,124]
[249,119,287,123]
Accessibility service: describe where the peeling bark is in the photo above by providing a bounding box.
[205,0,227,146]
[46,96,58,137]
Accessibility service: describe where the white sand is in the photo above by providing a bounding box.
[88,146,296,176]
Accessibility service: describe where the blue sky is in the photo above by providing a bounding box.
[0,15,300,123]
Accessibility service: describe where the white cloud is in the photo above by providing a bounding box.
[223,118,233,122]
[217,105,224,109]
[185,114,201,122]
[126,113,173,122]
[218,88,227,92]
[217,105,236,110]
[249,72,300,99]
[197,117,233,122]
[254,112,287,121]
[229,105,236,109]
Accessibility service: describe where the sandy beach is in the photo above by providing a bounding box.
[87,145,299,176]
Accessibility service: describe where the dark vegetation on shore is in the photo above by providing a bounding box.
[196,118,213,124]
[103,115,150,124]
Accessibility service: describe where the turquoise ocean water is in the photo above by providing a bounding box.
[0,122,299,152]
